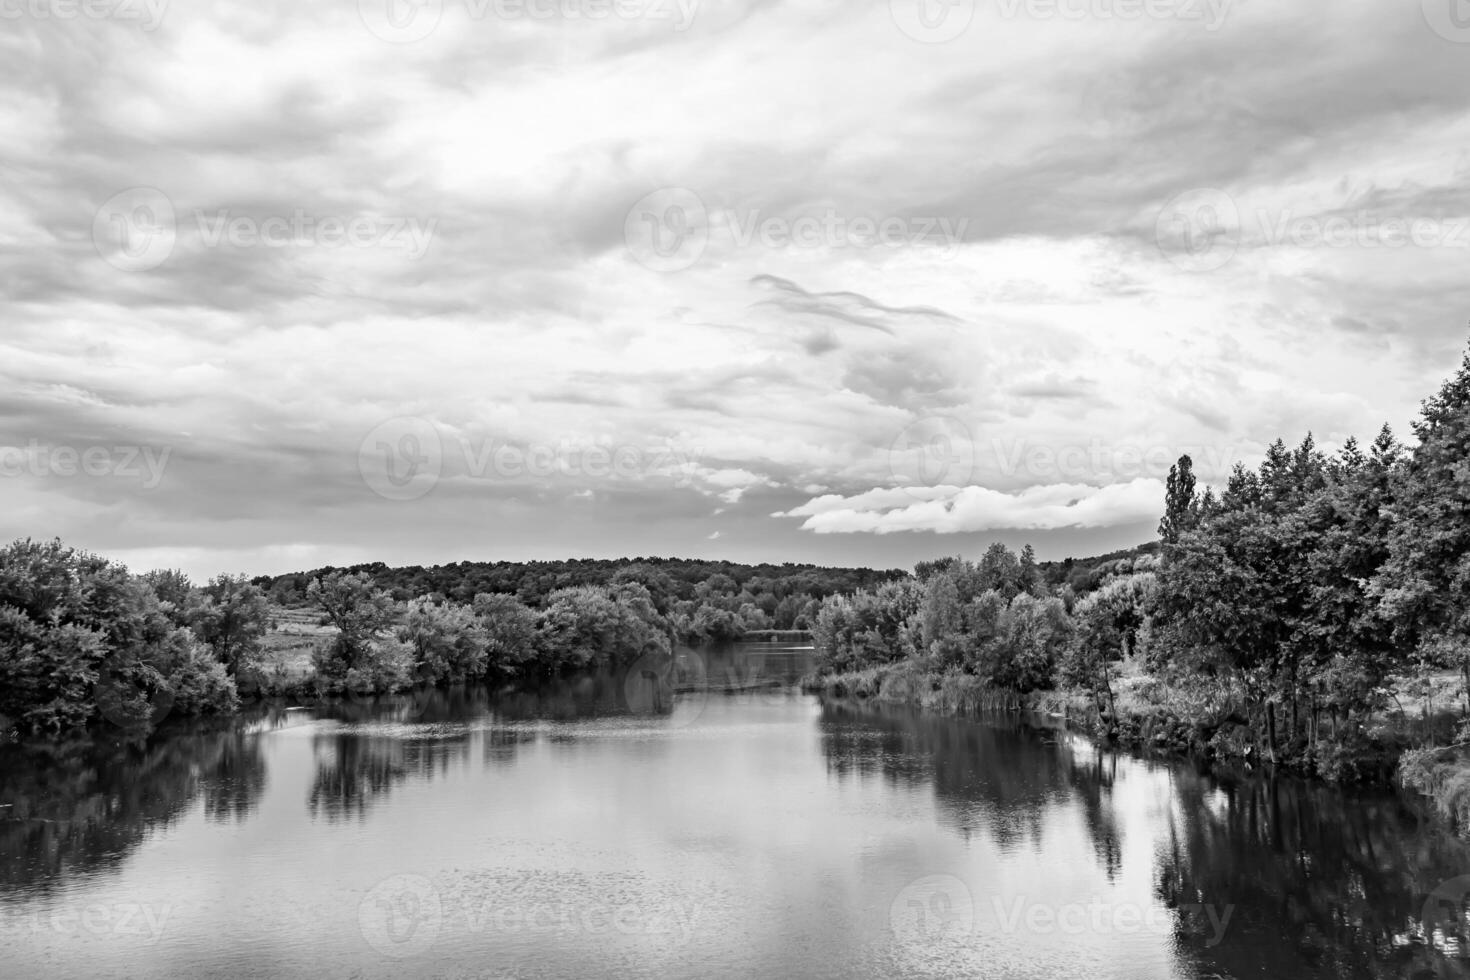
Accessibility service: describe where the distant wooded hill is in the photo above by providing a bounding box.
[252,557,909,608]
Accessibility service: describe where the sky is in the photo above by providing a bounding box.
[2,0,1469,581]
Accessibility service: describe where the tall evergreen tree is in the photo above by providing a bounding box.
[1159,454,1199,543]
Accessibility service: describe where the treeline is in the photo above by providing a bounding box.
[254,557,904,641]
[0,543,901,736]
[811,342,1470,781]
[297,572,678,695]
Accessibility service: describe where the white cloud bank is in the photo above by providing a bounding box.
[776,480,1165,534]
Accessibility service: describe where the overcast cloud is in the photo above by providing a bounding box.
[3,0,1468,578]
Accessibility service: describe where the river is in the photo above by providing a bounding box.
[1,642,1468,979]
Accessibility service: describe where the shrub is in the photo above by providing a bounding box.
[167,644,241,716]
[310,635,412,696]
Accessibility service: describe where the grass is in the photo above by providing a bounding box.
[253,606,335,684]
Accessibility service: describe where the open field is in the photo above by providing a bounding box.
[256,606,334,682]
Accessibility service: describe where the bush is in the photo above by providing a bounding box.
[310,636,412,696]
[167,645,241,716]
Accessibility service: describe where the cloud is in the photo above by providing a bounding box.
[776,480,1166,535]
[1,0,1466,577]
[749,274,962,332]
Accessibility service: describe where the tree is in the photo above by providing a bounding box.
[472,593,542,675]
[989,594,1070,693]
[976,543,1025,602]
[397,598,489,684]
[1292,431,1404,730]
[1375,344,1470,698]
[1154,505,1296,746]
[141,569,200,627]
[1062,572,1156,721]
[813,580,923,674]
[1158,454,1199,544]
[536,583,670,669]
[0,539,237,735]
[918,572,964,665]
[307,572,399,673]
[192,574,272,676]
[1019,544,1042,596]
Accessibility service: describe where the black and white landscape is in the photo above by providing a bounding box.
[4,2,1470,979]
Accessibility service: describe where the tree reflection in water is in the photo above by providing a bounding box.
[7,668,1470,979]
[300,667,680,822]
[818,699,1470,980]
[0,726,266,892]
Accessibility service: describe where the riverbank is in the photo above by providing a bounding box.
[802,661,1461,792]
[1400,744,1470,831]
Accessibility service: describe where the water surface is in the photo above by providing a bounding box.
[2,643,1468,979]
